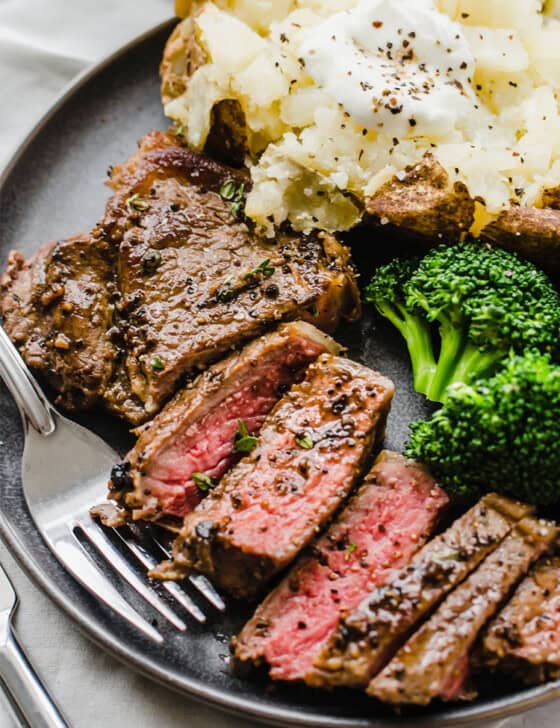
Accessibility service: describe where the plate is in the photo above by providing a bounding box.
[0,18,558,728]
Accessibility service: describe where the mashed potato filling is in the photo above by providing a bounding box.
[166,0,560,236]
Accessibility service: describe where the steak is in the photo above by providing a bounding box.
[314,494,534,688]
[232,451,448,683]
[157,355,394,599]
[0,234,135,415]
[367,516,558,706]
[103,131,359,418]
[0,132,360,424]
[479,556,560,684]
[107,322,340,524]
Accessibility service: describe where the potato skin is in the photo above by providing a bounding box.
[160,13,249,167]
[366,155,475,246]
[480,207,560,274]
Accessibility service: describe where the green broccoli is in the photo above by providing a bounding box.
[364,241,560,403]
[363,257,436,392]
[405,351,560,505]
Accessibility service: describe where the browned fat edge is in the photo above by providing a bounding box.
[310,493,534,689]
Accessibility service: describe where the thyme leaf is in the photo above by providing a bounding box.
[126,193,150,212]
[193,472,216,492]
[295,432,314,449]
[234,419,257,453]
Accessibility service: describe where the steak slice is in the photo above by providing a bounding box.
[314,494,534,688]
[232,451,448,683]
[479,556,560,684]
[107,322,340,524]
[103,131,360,417]
[1,132,359,425]
[0,233,137,415]
[367,516,558,706]
[158,355,394,599]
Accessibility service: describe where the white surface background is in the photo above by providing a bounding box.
[0,1,557,726]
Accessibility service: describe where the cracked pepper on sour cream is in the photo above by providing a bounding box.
[300,0,477,138]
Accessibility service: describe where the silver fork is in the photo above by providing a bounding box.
[0,327,225,642]
[0,560,69,727]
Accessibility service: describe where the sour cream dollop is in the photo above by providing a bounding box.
[300,0,476,138]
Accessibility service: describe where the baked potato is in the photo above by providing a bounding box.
[162,3,248,166]
[164,2,560,274]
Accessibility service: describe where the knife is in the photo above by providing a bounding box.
[0,561,70,727]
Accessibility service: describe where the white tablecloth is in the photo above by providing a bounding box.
[0,2,558,727]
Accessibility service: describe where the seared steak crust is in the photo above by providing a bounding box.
[314,494,534,688]
[159,355,394,599]
[232,451,448,683]
[368,517,558,706]
[1,132,360,424]
[109,322,340,523]
[479,556,560,684]
[0,233,129,413]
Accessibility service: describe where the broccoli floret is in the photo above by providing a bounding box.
[365,241,560,403]
[363,258,436,392]
[405,351,560,505]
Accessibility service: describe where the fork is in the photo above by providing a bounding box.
[0,559,69,727]
[0,326,225,642]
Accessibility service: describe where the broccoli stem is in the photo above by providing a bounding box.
[442,344,504,397]
[377,302,437,393]
[426,313,468,402]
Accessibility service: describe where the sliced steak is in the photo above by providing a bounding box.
[103,131,360,417]
[232,451,448,683]
[1,132,360,425]
[0,233,134,414]
[367,516,558,706]
[314,494,534,688]
[157,355,394,599]
[107,322,340,523]
[479,556,560,684]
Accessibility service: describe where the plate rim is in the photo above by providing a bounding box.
[0,17,559,728]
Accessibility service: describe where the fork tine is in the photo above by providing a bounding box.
[188,574,226,612]
[112,527,206,623]
[76,520,187,632]
[151,533,226,612]
[52,528,163,643]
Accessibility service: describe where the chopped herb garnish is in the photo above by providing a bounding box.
[230,182,246,216]
[245,258,276,280]
[432,549,460,564]
[151,356,165,371]
[295,432,314,449]
[345,542,358,560]
[234,419,257,453]
[220,179,246,216]
[193,472,216,492]
[141,250,162,274]
[220,179,238,200]
[216,277,235,302]
[126,193,150,212]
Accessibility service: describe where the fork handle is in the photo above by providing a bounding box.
[0,327,55,435]
[0,622,69,728]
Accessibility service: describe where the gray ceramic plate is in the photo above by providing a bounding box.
[0,18,559,728]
